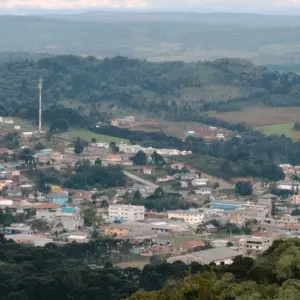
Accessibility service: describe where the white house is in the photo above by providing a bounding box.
[192,178,209,187]
[168,210,205,224]
[195,188,212,195]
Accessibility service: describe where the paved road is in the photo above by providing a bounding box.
[122,170,159,189]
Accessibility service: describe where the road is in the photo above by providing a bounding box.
[122,170,159,189]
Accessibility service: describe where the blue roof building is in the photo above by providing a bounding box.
[211,200,246,211]
[45,192,68,206]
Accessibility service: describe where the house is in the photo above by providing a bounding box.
[5,223,33,235]
[168,210,205,224]
[105,154,122,165]
[195,188,212,195]
[123,116,136,123]
[205,224,218,233]
[22,132,33,138]
[35,203,60,222]
[122,160,134,166]
[157,176,173,183]
[143,168,152,175]
[170,163,185,170]
[181,173,196,181]
[45,192,69,206]
[291,195,300,204]
[216,133,225,140]
[280,224,300,234]
[192,178,209,186]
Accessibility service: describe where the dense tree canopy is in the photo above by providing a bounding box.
[1,55,300,129]
[1,236,300,299]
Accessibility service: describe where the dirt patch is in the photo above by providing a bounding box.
[209,107,300,126]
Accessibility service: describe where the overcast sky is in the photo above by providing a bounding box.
[1,0,300,14]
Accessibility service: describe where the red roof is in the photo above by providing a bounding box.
[34,203,60,209]
[180,241,205,248]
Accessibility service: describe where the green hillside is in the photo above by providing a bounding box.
[1,55,300,126]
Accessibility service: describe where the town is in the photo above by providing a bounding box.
[1,119,300,268]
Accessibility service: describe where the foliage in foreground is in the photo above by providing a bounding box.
[129,239,300,300]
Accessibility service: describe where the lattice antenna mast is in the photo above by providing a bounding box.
[38,78,43,133]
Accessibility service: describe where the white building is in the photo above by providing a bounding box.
[192,178,209,187]
[239,236,274,257]
[35,203,60,222]
[276,180,299,191]
[167,247,239,265]
[195,188,212,195]
[109,204,145,222]
[167,210,205,224]
[54,209,84,231]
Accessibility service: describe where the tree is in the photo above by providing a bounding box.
[91,137,97,143]
[151,151,165,165]
[109,141,119,153]
[294,122,300,131]
[30,219,50,232]
[34,142,45,151]
[235,181,253,196]
[149,255,167,265]
[95,158,102,165]
[74,138,84,155]
[50,118,69,133]
[131,150,147,165]
[292,209,300,216]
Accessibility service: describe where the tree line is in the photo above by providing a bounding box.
[1,235,300,299]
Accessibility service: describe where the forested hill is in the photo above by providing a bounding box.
[1,55,300,122]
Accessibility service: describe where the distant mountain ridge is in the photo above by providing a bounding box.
[1,13,300,63]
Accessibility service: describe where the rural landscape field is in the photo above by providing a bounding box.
[209,107,300,139]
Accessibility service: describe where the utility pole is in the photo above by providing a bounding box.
[38,78,43,133]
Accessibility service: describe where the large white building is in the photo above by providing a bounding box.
[239,236,274,257]
[109,204,145,222]
[168,210,205,224]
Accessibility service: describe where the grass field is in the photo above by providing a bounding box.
[256,123,300,139]
[68,129,129,143]
[164,235,199,245]
[209,107,300,139]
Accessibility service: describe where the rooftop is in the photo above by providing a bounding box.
[34,203,60,209]
[190,247,239,264]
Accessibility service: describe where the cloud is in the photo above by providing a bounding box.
[1,0,300,10]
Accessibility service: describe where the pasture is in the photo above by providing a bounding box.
[209,107,300,140]
[209,107,300,126]
[68,129,129,143]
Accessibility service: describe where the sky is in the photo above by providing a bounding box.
[1,0,300,14]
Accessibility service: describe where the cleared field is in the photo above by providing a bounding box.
[68,129,129,143]
[256,123,300,139]
[0,117,37,131]
[209,107,300,126]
